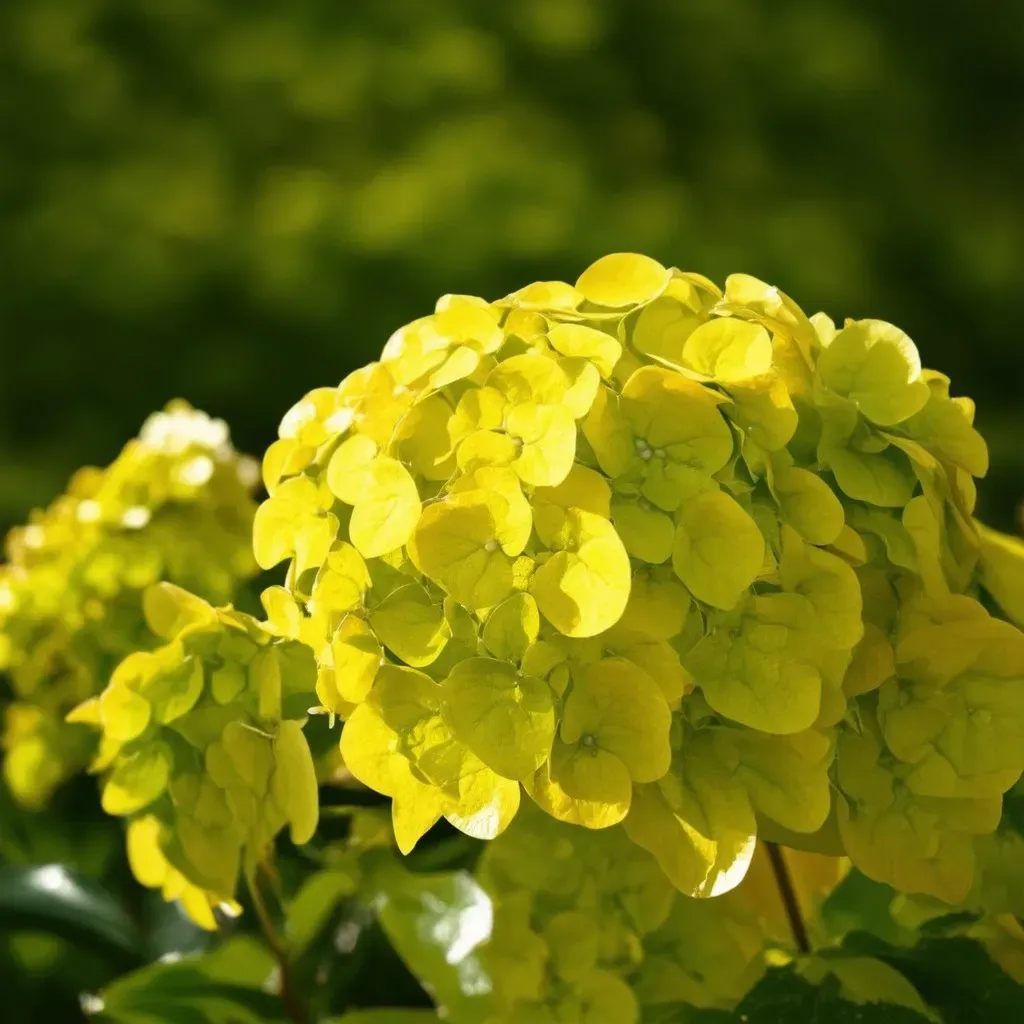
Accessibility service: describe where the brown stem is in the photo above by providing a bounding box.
[249,866,308,1024]
[764,841,810,954]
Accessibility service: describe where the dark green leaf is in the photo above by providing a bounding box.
[820,869,913,946]
[286,867,359,960]
[0,864,142,967]
[1001,777,1024,837]
[93,937,282,1024]
[686,967,930,1023]
[843,933,1024,1024]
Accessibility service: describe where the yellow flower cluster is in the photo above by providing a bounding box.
[69,583,319,929]
[0,401,258,807]
[253,253,1024,906]
[477,806,848,1023]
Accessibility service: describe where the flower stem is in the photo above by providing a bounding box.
[764,841,810,954]
[249,864,308,1024]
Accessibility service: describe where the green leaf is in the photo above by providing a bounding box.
[364,857,494,1023]
[686,966,930,1023]
[0,864,143,967]
[286,868,359,960]
[819,869,910,947]
[93,938,282,1023]
[842,933,1024,1024]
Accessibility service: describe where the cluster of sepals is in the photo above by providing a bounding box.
[67,582,320,929]
[0,402,259,808]
[476,806,902,1024]
[251,251,1024,908]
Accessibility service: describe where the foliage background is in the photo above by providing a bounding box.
[1,0,1023,1020]
[2,0,1023,535]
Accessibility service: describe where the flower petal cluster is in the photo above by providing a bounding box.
[0,402,258,808]
[476,806,844,1021]
[69,583,319,929]
[256,253,1023,904]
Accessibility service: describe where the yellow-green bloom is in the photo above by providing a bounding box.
[254,252,1020,908]
[68,583,319,929]
[0,402,258,808]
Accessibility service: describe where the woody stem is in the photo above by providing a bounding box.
[764,841,810,954]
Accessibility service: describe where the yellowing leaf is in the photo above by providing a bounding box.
[506,279,583,310]
[719,273,817,367]
[825,443,916,508]
[905,383,989,477]
[559,355,601,419]
[99,670,152,742]
[672,490,765,610]
[429,345,482,389]
[262,437,315,492]
[323,616,382,708]
[126,816,169,889]
[582,384,635,478]
[451,467,533,556]
[442,750,521,841]
[456,429,518,473]
[442,657,555,780]
[145,656,205,725]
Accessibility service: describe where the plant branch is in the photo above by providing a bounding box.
[248,864,308,1024]
[764,841,810,954]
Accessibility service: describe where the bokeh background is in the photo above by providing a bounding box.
[2,0,1023,534]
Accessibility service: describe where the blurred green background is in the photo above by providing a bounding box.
[2,0,1023,532]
